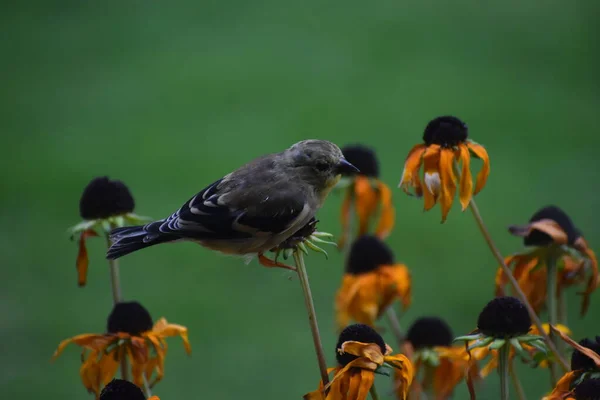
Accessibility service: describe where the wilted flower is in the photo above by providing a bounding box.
[99,379,159,400]
[337,145,394,248]
[398,116,490,222]
[401,317,481,400]
[335,236,411,330]
[69,177,150,286]
[52,301,191,398]
[497,206,598,316]
[304,324,413,400]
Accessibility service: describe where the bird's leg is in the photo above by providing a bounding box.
[258,253,296,271]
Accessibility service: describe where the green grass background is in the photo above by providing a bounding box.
[2,1,599,398]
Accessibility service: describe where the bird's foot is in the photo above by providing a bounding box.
[258,253,296,271]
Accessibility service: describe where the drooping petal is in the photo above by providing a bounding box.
[354,176,379,236]
[542,371,579,400]
[399,144,426,196]
[98,349,120,386]
[378,264,411,312]
[152,319,192,354]
[374,181,395,239]
[355,369,375,400]
[509,220,569,245]
[335,274,379,329]
[387,354,413,400]
[76,229,99,287]
[339,341,385,366]
[439,148,457,222]
[127,346,145,388]
[466,141,490,195]
[457,143,473,210]
[337,190,352,249]
[79,351,101,395]
[422,144,441,211]
[52,334,115,359]
[551,325,600,366]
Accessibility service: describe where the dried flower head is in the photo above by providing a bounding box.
[406,317,453,350]
[477,297,531,338]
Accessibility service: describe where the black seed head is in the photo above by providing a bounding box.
[346,235,394,275]
[406,317,454,350]
[336,324,386,366]
[341,145,379,178]
[79,177,135,220]
[477,297,531,338]
[99,379,145,400]
[574,378,600,400]
[107,301,153,336]
[571,336,600,371]
[422,116,468,147]
[524,205,581,247]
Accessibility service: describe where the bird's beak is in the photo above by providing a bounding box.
[336,158,360,175]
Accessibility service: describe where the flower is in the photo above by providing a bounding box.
[337,145,394,248]
[497,206,599,316]
[304,324,413,400]
[52,301,191,398]
[543,327,600,400]
[99,379,159,400]
[401,317,481,400]
[573,378,600,400]
[398,116,490,222]
[335,236,411,329]
[69,177,151,286]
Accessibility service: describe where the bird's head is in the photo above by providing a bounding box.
[284,140,359,191]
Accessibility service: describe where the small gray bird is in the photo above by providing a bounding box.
[106,140,358,269]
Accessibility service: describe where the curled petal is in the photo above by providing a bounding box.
[98,350,120,387]
[467,141,490,195]
[53,334,116,360]
[374,181,395,239]
[551,325,600,367]
[423,145,441,211]
[340,341,384,366]
[457,143,473,210]
[76,229,98,287]
[387,354,413,400]
[152,318,192,354]
[335,274,380,329]
[399,144,426,196]
[354,177,379,236]
[509,219,569,245]
[542,371,579,400]
[439,148,457,222]
[378,264,411,312]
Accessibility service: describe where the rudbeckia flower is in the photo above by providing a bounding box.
[69,177,151,286]
[401,317,481,400]
[543,328,600,400]
[52,301,191,398]
[398,116,490,222]
[455,297,548,399]
[337,145,394,248]
[304,324,413,400]
[100,379,160,400]
[335,236,411,330]
[496,206,599,316]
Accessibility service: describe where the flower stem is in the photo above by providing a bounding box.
[142,374,153,398]
[293,251,330,387]
[509,361,527,400]
[466,198,569,371]
[546,252,560,386]
[106,234,127,381]
[498,344,510,400]
[370,385,380,400]
[386,308,405,345]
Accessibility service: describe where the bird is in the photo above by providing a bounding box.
[106,140,359,269]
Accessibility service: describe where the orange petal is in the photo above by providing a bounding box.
[457,143,473,210]
[76,229,98,287]
[356,369,375,400]
[551,325,600,367]
[467,141,490,195]
[152,319,192,354]
[374,181,395,239]
[439,148,457,223]
[337,191,352,249]
[543,371,579,400]
[79,351,101,396]
[422,144,441,211]
[509,219,569,245]
[378,265,411,312]
[354,176,379,236]
[340,341,384,366]
[387,354,413,400]
[399,144,426,196]
[98,350,120,386]
[335,273,380,328]
[52,334,115,360]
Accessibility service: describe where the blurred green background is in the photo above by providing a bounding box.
[2,1,599,399]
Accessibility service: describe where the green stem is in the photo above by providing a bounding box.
[546,252,559,386]
[106,234,127,380]
[466,198,569,372]
[498,344,510,400]
[293,252,330,387]
[369,385,380,400]
[386,308,405,345]
[142,374,152,398]
[509,361,527,400]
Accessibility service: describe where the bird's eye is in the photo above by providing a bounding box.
[315,161,329,172]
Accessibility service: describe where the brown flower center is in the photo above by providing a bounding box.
[79,176,135,220]
[423,116,468,147]
[107,301,153,336]
[406,317,453,350]
[100,379,146,400]
[341,145,379,178]
[477,297,531,338]
[346,235,394,274]
[336,324,386,366]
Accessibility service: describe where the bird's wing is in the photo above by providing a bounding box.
[151,179,310,241]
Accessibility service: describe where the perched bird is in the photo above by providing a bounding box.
[106,140,358,269]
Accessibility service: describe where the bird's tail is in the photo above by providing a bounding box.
[106,223,176,259]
